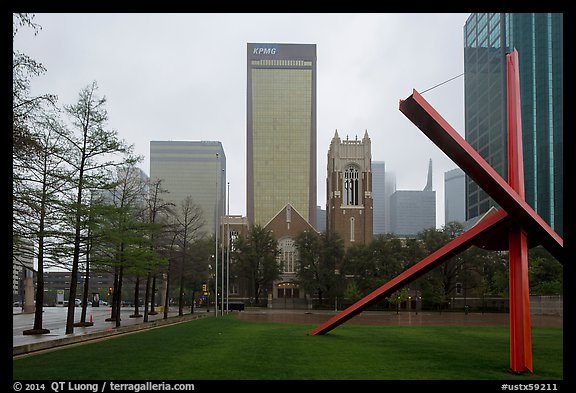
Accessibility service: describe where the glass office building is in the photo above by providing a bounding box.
[150,140,226,235]
[372,161,386,235]
[464,13,563,236]
[390,190,436,236]
[247,43,317,227]
[445,167,466,225]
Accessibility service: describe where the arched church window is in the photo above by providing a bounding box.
[277,238,298,273]
[344,166,360,206]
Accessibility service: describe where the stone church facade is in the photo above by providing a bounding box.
[264,203,319,308]
[326,130,373,250]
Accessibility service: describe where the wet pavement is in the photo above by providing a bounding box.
[12,305,203,350]
[235,308,564,328]
[13,306,562,354]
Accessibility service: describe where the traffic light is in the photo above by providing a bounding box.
[107,287,113,296]
[202,283,207,292]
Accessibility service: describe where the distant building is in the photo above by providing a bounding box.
[221,208,318,308]
[264,204,318,308]
[104,166,150,208]
[444,168,466,225]
[384,170,396,233]
[390,159,436,236]
[315,205,326,233]
[246,43,317,228]
[221,215,250,299]
[150,140,226,235]
[372,161,386,235]
[41,271,115,306]
[326,130,373,249]
[464,13,563,236]
[12,239,34,304]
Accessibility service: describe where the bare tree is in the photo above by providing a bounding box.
[232,225,280,304]
[14,109,74,335]
[171,196,206,316]
[94,165,152,328]
[58,81,138,334]
[12,13,57,158]
[142,178,173,322]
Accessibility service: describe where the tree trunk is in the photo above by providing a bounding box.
[143,272,151,322]
[115,265,124,328]
[190,290,195,314]
[163,269,170,320]
[131,276,141,318]
[107,269,119,322]
[178,273,184,317]
[150,274,157,315]
[79,257,90,324]
[32,234,47,333]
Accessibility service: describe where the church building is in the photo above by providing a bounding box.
[326,130,373,250]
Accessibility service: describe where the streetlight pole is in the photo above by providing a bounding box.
[206,256,212,313]
[214,153,219,317]
[226,181,230,314]
[221,169,225,316]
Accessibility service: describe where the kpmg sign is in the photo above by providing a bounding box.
[252,44,278,55]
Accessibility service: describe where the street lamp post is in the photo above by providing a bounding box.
[207,256,213,313]
[214,153,219,317]
[226,181,230,314]
[221,170,225,316]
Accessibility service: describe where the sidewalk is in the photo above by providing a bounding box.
[13,306,211,357]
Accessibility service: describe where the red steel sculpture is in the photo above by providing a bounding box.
[308,49,564,374]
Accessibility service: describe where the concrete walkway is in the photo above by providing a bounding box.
[13,306,210,357]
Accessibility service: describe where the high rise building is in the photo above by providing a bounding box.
[390,159,436,236]
[372,161,386,235]
[12,239,34,305]
[326,131,373,250]
[384,170,397,233]
[315,205,326,234]
[149,140,226,235]
[463,13,563,236]
[246,43,317,228]
[92,166,150,215]
[444,167,466,225]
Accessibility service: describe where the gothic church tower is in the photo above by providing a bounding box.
[326,130,373,250]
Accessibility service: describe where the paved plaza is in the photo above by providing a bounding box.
[235,308,563,328]
[13,305,562,357]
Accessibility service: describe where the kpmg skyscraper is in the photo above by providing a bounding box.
[246,43,317,227]
[463,13,563,236]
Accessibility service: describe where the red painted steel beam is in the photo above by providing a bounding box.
[398,91,564,263]
[308,209,511,336]
[507,49,526,201]
[508,226,532,372]
[506,49,532,373]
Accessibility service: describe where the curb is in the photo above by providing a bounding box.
[13,313,209,357]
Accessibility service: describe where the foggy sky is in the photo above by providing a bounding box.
[13,12,471,228]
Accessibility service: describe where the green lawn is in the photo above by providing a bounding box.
[12,314,563,380]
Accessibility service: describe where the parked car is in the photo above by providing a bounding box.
[75,298,82,306]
